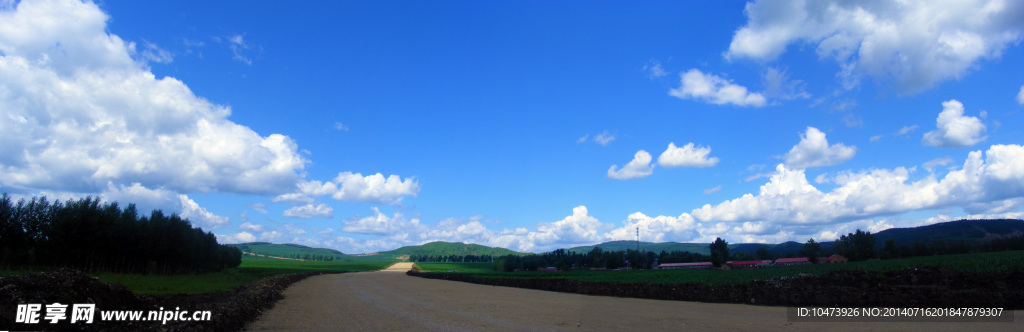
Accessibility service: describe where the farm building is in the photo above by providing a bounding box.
[773,257,809,266]
[727,260,772,269]
[655,262,713,270]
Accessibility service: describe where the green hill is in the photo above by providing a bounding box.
[374,241,525,260]
[228,242,349,260]
[568,241,712,255]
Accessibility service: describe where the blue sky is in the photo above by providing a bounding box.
[2,0,1024,253]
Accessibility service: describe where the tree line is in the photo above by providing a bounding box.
[486,227,1024,272]
[0,194,241,274]
[409,254,495,263]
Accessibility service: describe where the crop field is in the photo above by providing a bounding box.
[414,262,495,273]
[433,250,1024,285]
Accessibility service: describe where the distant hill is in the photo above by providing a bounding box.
[568,219,1024,255]
[374,241,525,260]
[871,219,1024,247]
[228,242,349,260]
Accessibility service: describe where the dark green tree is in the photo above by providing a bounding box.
[709,237,729,268]
[801,238,821,264]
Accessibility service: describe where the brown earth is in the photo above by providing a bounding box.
[246,263,1024,331]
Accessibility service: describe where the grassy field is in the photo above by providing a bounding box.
[414,262,495,273]
[428,250,1024,285]
[2,256,394,294]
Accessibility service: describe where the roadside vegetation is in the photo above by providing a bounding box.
[421,250,1024,285]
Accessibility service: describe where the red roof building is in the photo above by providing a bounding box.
[727,260,772,269]
[655,262,713,270]
[773,257,809,266]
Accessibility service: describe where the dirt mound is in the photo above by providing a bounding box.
[408,266,1024,309]
[0,268,151,331]
[0,269,340,331]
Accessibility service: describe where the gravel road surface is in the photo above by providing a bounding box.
[247,263,1023,331]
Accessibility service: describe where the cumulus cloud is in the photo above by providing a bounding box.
[0,0,307,196]
[608,150,655,180]
[291,172,420,205]
[669,69,767,107]
[783,127,856,169]
[693,144,1024,225]
[216,232,256,244]
[99,182,229,229]
[606,212,697,243]
[178,194,231,228]
[342,207,421,235]
[657,142,720,168]
[283,203,334,219]
[923,100,987,148]
[726,0,1024,94]
[239,222,264,232]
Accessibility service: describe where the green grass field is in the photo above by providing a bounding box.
[414,262,495,273]
[2,256,394,294]
[428,250,1024,285]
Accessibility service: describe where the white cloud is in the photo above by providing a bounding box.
[703,185,722,195]
[216,232,256,244]
[280,172,419,205]
[178,194,230,229]
[239,222,264,232]
[283,203,334,219]
[762,67,809,101]
[331,172,420,204]
[272,193,314,205]
[342,207,422,235]
[643,60,668,79]
[669,69,767,107]
[228,34,252,65]
[515,206,609,252]
[0,0,308,196]
[726,0,1024,94]
[657,142,720,168]
[248,202,267,214]
[693,144,1024,225]
[138,41,173,64]
[593,131,616,146]
[871,125,919,142]
[783,127,856,169]
[333,122,349,131]
[607,212,697,243]
[576,135,588,143]
[923,156,954,172]
[608,150,654,180]
[923,100,987,148]
[1018,85,1024,105]
[99,183,229,229]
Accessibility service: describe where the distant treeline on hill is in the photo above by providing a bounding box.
[0,194,241,274]
[486,227,1024,272]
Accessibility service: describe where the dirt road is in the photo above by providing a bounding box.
[247,263,1022,331]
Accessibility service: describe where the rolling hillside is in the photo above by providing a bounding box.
[228,242,350,260]
[374,241,525,260]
